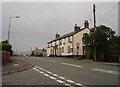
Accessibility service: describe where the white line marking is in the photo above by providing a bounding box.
[92,68,118,75]
[36,69,40,72]
[105,63,118,66]
[52,74,58,77]
[64,84,71,86]
[56,80,65,84]
[33,67,36,70]
[38,71,44,74]
[44,74,49,76]
[42,69,48,72]
[61,62,83,68]
[66,80,75,83]
[46,71,52,74]
[34,66,43,70]
[75,83,83,86]
[33,66,85,87]
[49,76,56,80]
[59,76,66,80]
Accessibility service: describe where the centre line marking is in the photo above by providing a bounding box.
[61,62,83,68]
[49,76,56,80]
[46,71,52,74]
[33,66,85,87]
[92,68,118,75]
[56,80,65,84]
[52,74,58,77]
[44,74,49,76]
[75,83,83,86]
[39,71,44,74]
[36,69,40,72]
[66,79,75,83]
[59,76,66,80]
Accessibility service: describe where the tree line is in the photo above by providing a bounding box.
[82,25,120,62]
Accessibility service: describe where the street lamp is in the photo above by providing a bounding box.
[8,16,20,43]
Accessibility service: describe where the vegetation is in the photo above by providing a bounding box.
[0,40,12,52]
[82,25,120,62]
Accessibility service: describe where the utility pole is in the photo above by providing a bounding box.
[93,4,96,61]
[93,4,96,31]
[8,17,12,43]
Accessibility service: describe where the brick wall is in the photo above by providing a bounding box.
[0,51,10,64]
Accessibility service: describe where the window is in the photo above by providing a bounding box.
[59,40,62,45]
[68,37,70,42]
[68,46,70,53]
[68,46,73,53]
[62,47,64,53]
[48,45,50,48]
[68,37,72,43]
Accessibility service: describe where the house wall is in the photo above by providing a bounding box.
[73,28,90,56]
[47,28,90,57]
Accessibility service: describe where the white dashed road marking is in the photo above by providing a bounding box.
[59,76,66,80]
[36,69,40,72]
[46,71,52,74]
[52,74,58,77]
[56,80,65,84]
[66,79,75,83]
[75,83,83,86]
[33,66,85,87]
[65,83,71,86]
[49,76,56,80]
[44,74,49,77]
[92,68,118,75]
[61,62,83,68]
[39,71,44,74]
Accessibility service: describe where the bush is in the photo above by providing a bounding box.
[0,40,12,52]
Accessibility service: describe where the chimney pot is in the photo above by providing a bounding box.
[74,24,80,31]
[84,20,89,28]
[55,33,60,39]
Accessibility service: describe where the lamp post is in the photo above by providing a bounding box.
[8,16,20,43]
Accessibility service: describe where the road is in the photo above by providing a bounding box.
[3,57,119,86]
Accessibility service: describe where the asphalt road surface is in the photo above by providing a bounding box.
[3,57,119,87]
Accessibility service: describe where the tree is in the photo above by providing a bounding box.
[82,25,118,62]
[108,35,120,54]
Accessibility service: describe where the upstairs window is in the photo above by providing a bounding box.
[68,37,72,43]
[59,40,62,45]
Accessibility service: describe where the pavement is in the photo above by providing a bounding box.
[1,57,34,75]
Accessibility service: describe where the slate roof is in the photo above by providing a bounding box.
[48,28,88,44]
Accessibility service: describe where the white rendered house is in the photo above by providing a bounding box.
[47,20,90,58]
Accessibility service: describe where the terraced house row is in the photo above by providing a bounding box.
[47,20,90,58]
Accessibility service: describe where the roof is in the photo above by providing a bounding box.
[48,28,89,44]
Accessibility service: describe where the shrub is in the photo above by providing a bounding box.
[0,40,12,52]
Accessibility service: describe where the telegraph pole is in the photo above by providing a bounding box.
[93,4,96,31]
[93,4,96,61]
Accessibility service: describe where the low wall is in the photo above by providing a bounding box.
[0,51,10,64]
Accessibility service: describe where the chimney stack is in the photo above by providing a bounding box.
[74,24,80,31]
[55,33,60,39]
[84,20,89,28]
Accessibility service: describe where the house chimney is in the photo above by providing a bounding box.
[55,33,60,39]
[84,20,89,28]
[74,24,80,31]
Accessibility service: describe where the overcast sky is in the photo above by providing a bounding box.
[2,2,118,54]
